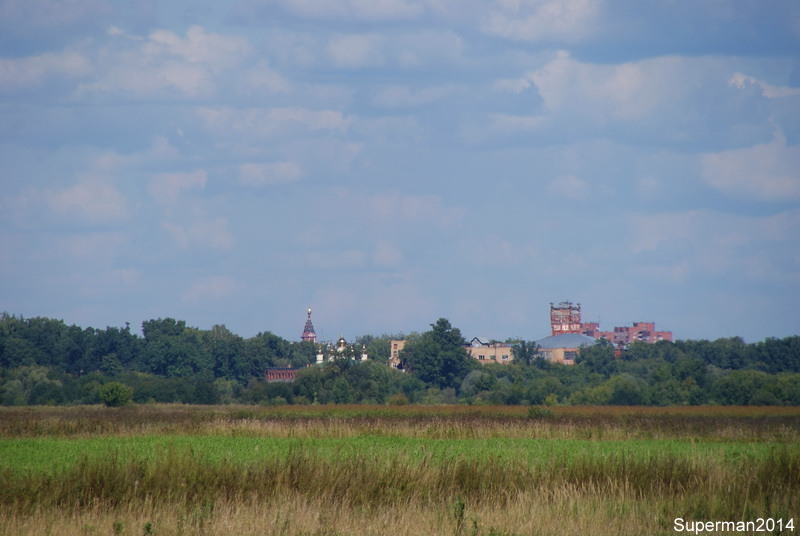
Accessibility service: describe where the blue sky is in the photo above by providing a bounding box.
[1,0,799,343]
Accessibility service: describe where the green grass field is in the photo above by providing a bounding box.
[1,404,798,535]
[0,434,787,475]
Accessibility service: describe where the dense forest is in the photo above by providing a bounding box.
[1,313,799,406]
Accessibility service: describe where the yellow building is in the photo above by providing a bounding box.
[465,337,513,364]
[390,337,514,367]
[535,333,595,365]
[389,339,407,369]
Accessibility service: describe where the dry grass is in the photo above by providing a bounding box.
[1,404,799,535]
[2,404,799,441]
[0,491,682,536]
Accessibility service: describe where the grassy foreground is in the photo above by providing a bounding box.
[0,405,799,535]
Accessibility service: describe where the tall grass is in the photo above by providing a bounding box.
[2,404,799,441]
[3,442,798,514]
[1,405,799,535]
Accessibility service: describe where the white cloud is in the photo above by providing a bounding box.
[163,217,234,250]
[485,0,603,43]
[491,51,749,145]
[78,25,251,98]
[392,30,464,67]
[79,57,210,98]
[628,209,800,284]
[265,27,463,71]
[729,72,800,99]
[65,267,142,300]
[45,176,128,224]
[702,130,800,202]
[493,76,534,94]
[56,231,127,264]
[240,60,292,95]
[459,234,533,268]
[372,84,455,108]
[487,113,546,133]
[326,33,385,69]
[2,143,181,228]
[365,191,465,230]
[0,0,111,31]
[239,162,303,186]
[296,190,465,252]
[144,26,251,73]
[147,170,207,203]
[197,106,354,138]
[182,275,236,302]
[373,241,404,267]
[305,249,366,270]
[635,176,665,201]
[546,174,590,200]
[248,0,424,21]
[0,49,91,90]
[530,51,667,121]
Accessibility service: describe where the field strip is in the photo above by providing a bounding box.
[0,434,780,475]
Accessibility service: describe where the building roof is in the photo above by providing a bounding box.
[470,336,491,347]
[536,333,596,349]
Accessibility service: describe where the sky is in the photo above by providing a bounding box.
[1,0,799,344]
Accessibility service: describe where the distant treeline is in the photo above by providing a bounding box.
[1,313,799,406]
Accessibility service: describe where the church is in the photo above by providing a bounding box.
[265,308,368,382]
[300,307,368,364]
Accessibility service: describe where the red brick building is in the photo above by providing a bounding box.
[580,319,672,346]
[265,368,297,382]
[550,301,583,335]
[551,300,672,348]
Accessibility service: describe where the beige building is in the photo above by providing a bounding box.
[465,337,513,364]
[535,333,595,365]
[390,337,515,368]
[389,339,407,369]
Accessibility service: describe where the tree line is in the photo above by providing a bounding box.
[1,313,799,406]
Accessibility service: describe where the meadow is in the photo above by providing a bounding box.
[1,405,798,535]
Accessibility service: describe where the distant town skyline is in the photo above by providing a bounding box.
[2,1,799,343]
[303,301,672,344]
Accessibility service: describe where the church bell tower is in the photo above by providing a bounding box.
[301,307,317,343]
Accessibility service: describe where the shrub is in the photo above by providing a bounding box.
[527,405,555,419]
[98,382,133,407]
[387,393,409,405]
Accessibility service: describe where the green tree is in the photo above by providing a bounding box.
[527,375,567,405]
[0,379,26,405]
[605,374,646,405]
[204,324,245,380]
[460,369,496,398]
[400,318,473,390]
[140,320,213,380]
[331,376,355,404]
[98,382,133,407]
[510,339,543,367]
[712,370,769,405]
[577,339,617,377]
